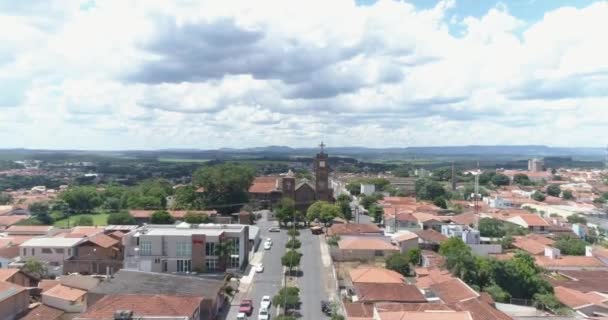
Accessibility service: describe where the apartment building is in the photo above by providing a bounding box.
[123,222,249,273]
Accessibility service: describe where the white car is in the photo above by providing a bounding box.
[255,264,264,273]
[237,312,247,320]
[261,295,272,310]
[266,238,272,244]
[264,242,272,250]
[257,308,270,320]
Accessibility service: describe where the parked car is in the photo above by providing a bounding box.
[261,295,272,310]
[321,300,332,315]
[255,264,264,273]
[239,299,253,316]
[264,242,272,250]
[258,307,270,320]
[268,227,280,232]
[237,312,247,320]
[265,238,272,244]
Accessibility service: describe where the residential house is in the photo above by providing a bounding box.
[18,304,64,320]
[123,223,249,273]
[41,284,87,313]
[449,213,478,227]
[428,278,479,304]
[344,302,374,320]
[374,310,472,320]
[547,270,608,294]
[534,247,608,271]
[0,281,29,320]
[348,267,405,286]
[19,237,85,275]
[0,242,21,268]
[332,236,399,262]
[63,233,123,275]
[420,250,446,269]
[511,234,555,255]
[5,226,59,237]
[76,294,204,320]
[485,211,550,233]
[353,282,426,303]
[390,232,419,254]
[88,270,225,319]
[554,286,608,318]
[413,229,447,251]
[383,209,419,234]
[326,223,383,237]
[441,224,480,245]
[414,267,453,290]
[0,268,37,287]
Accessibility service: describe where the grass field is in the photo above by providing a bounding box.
[53,213,109,228]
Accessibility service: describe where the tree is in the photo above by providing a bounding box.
[23,258,47,278]
[501,235,514,250]
[562,190,574,200]
[192,164,255,214]
[415,179,448,201]
[531,191,546,202]
[28,202,49,215]
[102,197,121,212]
[337,199,352,221]
[406,248,422,265]
[385,253,410,276]
[439,237,470,256]
[306,201,340,226]
[107,212,136,225]
[272,287,300,311]
[345,183,361,195]
[150,210,175,224]
[566,214,586,224]
[327,235,340,246]
[184,212,211,224]
[433,197,447,209]
[60,186,102,213]
[336,194,351,203]
[493,252,552,300]
[286,238,302,249]
[514,174,533,186]
[484,284,511,303]
[74,215,94,226]
[368,204,383,224]
[492,174,510,186]
[478,171,496,185]
[275,316,297,320]
[276,198,299,227]
[281,250,302,271]
[478,218,506,238]
[546,184,561,197]
[287,229,300,237]
[173,185,200,210]
[0,192,12,205]
[360,195,378,210]
[214,241,235,271]
[554,236,586,255]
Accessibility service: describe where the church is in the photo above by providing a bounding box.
[248,143,333,211]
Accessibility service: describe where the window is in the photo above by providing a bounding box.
[42,248,52,254]
[206,258,218,271]
[205,242,216,256]
[140,239,152,256]
[31,248,35,255]
[177,259,191,272]
[176,241,191,257]
[55,248,64,254]
[375,250,383,257]
[228,238,240,255]
[229,255,240,269]
[162,260,168,272]
[154,258,161,264]
[49,261,60,266]
[22,249,26,256]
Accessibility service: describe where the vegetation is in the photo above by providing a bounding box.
[546,184,561,197]
[23,258,47,278]
[385,253,411,276]
[554,236,586,256]
[192,163,255,214]
[275,198,303,227]
[60,186,103,213]
[345,178,390,195]
[406,248,422,265]
[336,194,352,221]
[150,210,175,224]
[566,214,587,224]
[306,201,341,226]
[0,192,12,205]
[326,235,340,246]
[272,287,301,311]
[287,229,300,237]
[514,174,534,186]
[562,190,574,200]
[74,215,94,226]
[281,250,302,271]
[531,191,546,202]
[107,212,136,225]
[54,213,109,228]
[491,174,510,186]
[184,211,212,224]
[415,178,449,205]
[214,241,235,271]
[286,238,302,249]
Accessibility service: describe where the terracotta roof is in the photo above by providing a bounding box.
[420,250,446,269]
[0,280,26,300]
[43,284,86,301]
[0,245,20,259]
[86,234,120,248]
[512,235,555,255]
[0,215,27,227]
[69,226,105,237]
[430,278,479,304]
[415,268,453,289]
[535,255,607,269]
[80,294,204,318]
[510,213,550,227]
[413,229,448,244]
[19,304,64,320]
[248,176,280,193]
[449,213,479,226]
[108,230,126,239]
[380,197,417,205]
[350,267,405,284]
[374,302,452,313]
[413,212,447,223]
[549,271,608,293]
[449,297,513,320]
[554,286,608,309]
[328,223,382,236]
[393,232,419,242]
[377,310,473,320]
[5,225,52,233]
[354,282,426,303]
[344,302,374,320]
[0,268,20,281]
[339,237,398,251]
[38,280,60,292]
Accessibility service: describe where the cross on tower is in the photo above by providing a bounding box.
[319,141,326,153]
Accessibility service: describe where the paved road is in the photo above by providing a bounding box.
[297,229,331,320]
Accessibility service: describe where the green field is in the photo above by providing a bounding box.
[53,213,109,228]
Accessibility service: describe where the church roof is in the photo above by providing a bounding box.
[296,179,315,191]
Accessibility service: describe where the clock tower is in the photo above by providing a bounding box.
[314,142,331,201]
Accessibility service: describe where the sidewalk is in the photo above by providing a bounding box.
[224,251,264,319]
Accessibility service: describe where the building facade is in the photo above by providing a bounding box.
[123,223,249,273]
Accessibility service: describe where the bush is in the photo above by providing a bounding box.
[150,210,175,224]
[74,215,94,226]
[492,174,510,186]
[327,235,340,246]
[286,239,302,249]
[385,253,410,276]
[562,190,574,200]
[281,250,302,269]
[272,287,300,310]
[184,212,211,224]
[484,284,511,303]
[554,236,586,255]
[566,214,586,224]
[107,212,136,225]
[287,229,300,237]
[546,184,561,197]
[532,191,546,202]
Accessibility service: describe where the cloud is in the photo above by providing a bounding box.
[1,0,608,149]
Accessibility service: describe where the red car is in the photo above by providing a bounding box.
[239,299,253,315]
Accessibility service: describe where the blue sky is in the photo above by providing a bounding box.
[0,0,607,149]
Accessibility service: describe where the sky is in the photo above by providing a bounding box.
[1,0,607,150]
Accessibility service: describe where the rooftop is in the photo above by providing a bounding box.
[377,310,473,320]
[554,286,608,309]
[512,235,555,255]
[327,223,382,236]
[344,302,374,320]
[535,255,607,269]
[248,176,280,193]
[413,229,448,244]
[78,294,203,319]
[354,282,426,303]
[20,237,84,248]
[350,267,405,284]
[338,237,398,251]
[430,278,479,304]
[5,225,53,233]
[19,304,64,320]
[0,280,26,302]
[85,234,120,248]
[134,223,247,237]
[0,268,20,281]
[548,270,608,293]
[43,284,87,301]
[392,231,419,242]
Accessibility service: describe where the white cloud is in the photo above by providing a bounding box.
[0,0,607,149]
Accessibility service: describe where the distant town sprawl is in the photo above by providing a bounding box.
[0,146,608,319]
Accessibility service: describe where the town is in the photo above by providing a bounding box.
[0,145,608,320]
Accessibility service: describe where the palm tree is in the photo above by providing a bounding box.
[214,241,235,271]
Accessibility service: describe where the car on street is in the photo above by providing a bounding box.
[239,299,253,315]
[255,264,264,273]
[237,312,247,319]
[263,242,272,250]
[261,295,272,310]
[265,238,272,244]
[321,300,332,315]
[268,227,280,232]
[258,307,270,320]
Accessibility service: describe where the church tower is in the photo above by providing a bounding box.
[314,142,331,201]
[282,169,296,200]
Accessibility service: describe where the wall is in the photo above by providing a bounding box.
[60,275,100,290]
[468,244,502,256]
[42,293,86,313]
[0,290,28,320]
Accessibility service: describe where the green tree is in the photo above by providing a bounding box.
[276,198,298,227]
[492,174,510,186]
[327,235,340,246]
[546,184,561,197]
[102,197,121,212]
[439,237,470,256]
[478,171,496,185]
[345,183,361,195]
[337,194,351,203]
[514,174,533,186]
[532,191,546,202]
[337,199,352,221]
[306,201,341,226]
[29,202,49,215]
[368,204,383,224]
[50,200,69,213]
[74,215,94,226]
[360,195,378,210]
[433,197,447,209]
[272,287,300,311]
[60,186,102,213]
[173,185,200,210]
[554,236,586,255]
[406,248,422,265]
[192,163,255,214]
[566,214,586,224]
[286,238,302,249]
[184,211,211,224]
[385,253,410,276]
[478,218,506,238]
[0,192,12,205]
[107,212,136,225]
[214,241,235,271]
[501,235,514,250]
[150,210,175,224]
[23,258,47,278]
[484,284,511,303]
[562,190,574,200]
[287,229,300,237]
[493,252,552,299]
[415,179,448,201]
[281,250,302,271]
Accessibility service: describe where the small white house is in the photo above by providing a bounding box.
[360,184,376,196]
[19,237,84,275]
[441,224,480,245]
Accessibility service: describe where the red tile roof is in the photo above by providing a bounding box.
[338,237,398,251]
[0,215,27,227]
[549,271,608,293]
[449,297,513,320]
[449,213,479,226]
[327,223,382,236]
[430,278,479,304]
[0,245,20,259]
[415,268,453,289]
[19,304,64,320]
[554,286,608,309]
[535,255,607,269]
[43,284,86,302]
[80,294,204,318]
[0,280,26,298]
[248,176,280,193]
[413,229,448,244]
[38,280,60,293]
[512,235,555,255]
[344,302,374,320]
[86,234,120,248]
[377,310,473,320]
[0,268,20,282]
[350,267,405,284]
[354,282,427,303]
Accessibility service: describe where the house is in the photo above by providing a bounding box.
[344,302,374,320]
[511,234,555,255]
[123,223,249,273]
[448,297,513,320]
[534,248,608,271]
[18,304,64,320]
[0,243,21,268]
[414,267,453,290]
[19,237,85,275]
[428,278,479,304]
[0,281,29,320]
[5,226,59,237]
[383,209,419,233]
[63,233,123,275]
[449,213,478,227]
[41,284,87,313]
[352,282,426,303]
[505,214,550,233]
[413,212,450,231]
[332,236,399,261]
[413,229,447,250]
[554,286,608,318]
[326,223,383,237]
[420,250,446,268]
[76,294,204,320]
[391,232,419,254]
[0,216,28,230]
[0,268,37,287]
[349,267,405,285]
[547,270,608,293]
[441,225,480,245]
[375,310,472,320]
[88,270,224,319]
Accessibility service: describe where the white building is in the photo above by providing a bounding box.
[441,224,480,245]
[485,196,515,209]
[360,184,376,196]
[19,237,84,275]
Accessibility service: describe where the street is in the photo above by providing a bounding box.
[297,227,331,320]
